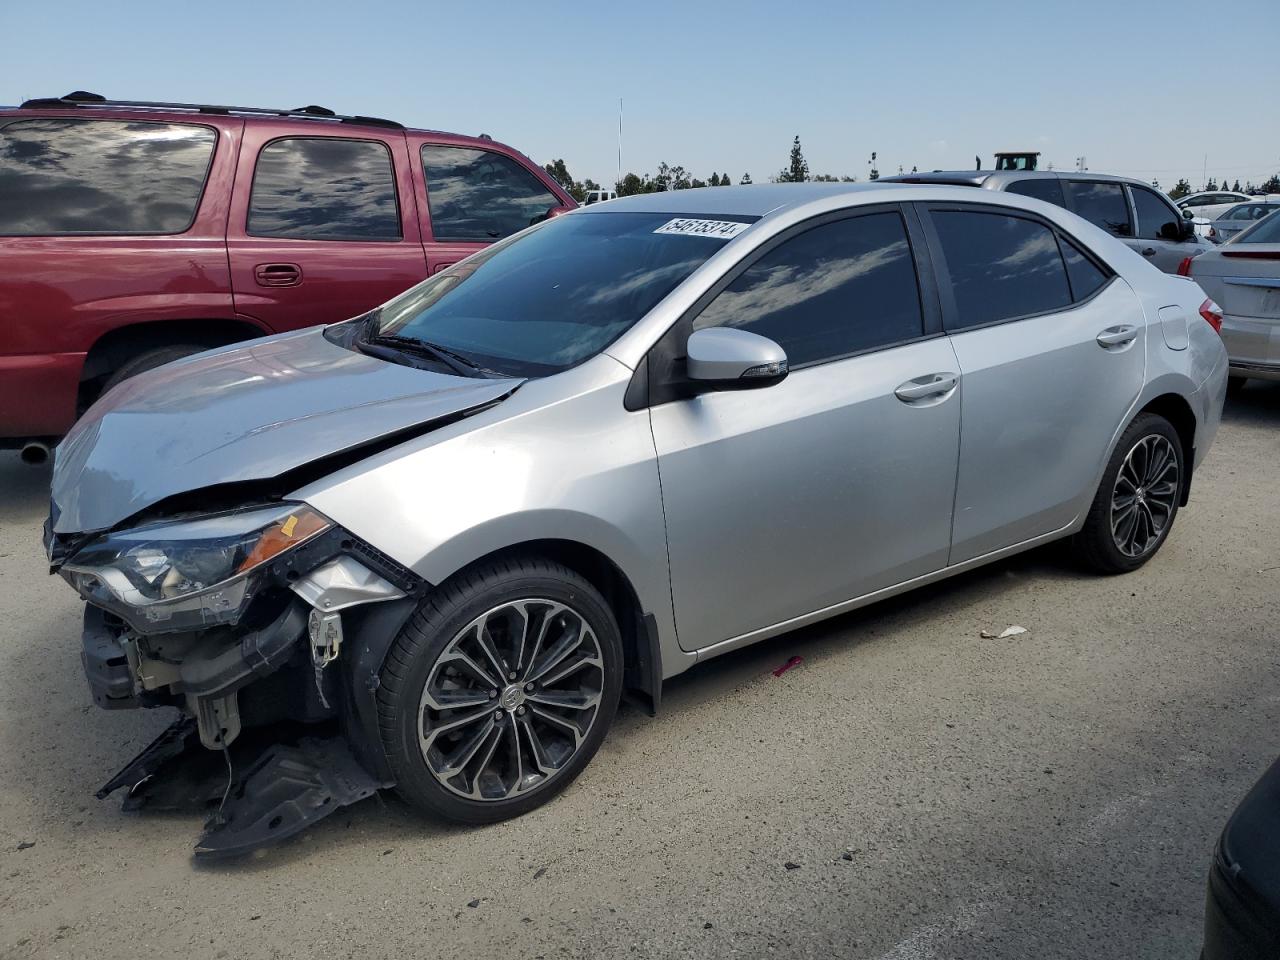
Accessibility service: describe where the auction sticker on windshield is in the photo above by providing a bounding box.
[653,218,751,239]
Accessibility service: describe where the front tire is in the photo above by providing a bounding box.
[377,558,622,825]
[1072,413,1184,574]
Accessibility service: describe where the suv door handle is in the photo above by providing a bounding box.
[1096,325,1138,348]
[254,263,302,287]
[894,372,958,403]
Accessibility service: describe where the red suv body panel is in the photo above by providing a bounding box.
[0,104,573,442]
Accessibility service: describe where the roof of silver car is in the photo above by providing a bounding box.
[577,182,896,218]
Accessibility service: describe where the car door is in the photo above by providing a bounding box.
[647,206,963,651]
[917,203,1147,563]
[411,140,566,275]
[226,128,428,332]
[1129,183,1200,272]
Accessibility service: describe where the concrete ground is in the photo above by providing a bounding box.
[1,384,1277,960]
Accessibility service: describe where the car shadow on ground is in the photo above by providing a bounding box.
[1222,378,1280,426]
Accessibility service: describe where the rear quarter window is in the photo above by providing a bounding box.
[1006,178,1066,208]
[0,118,216,235]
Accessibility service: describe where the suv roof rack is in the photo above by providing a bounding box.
[17,91,404,130]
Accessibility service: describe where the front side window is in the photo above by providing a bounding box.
[692,212,924,367]
[422,145,560,242]
[931,210,1072,330]
[1065,181,1131,237]
[1006,178,1066,207]
[1132,186,1180,239]
[372,211,748,376]
[0,118,215,235]
[248,138,400,241]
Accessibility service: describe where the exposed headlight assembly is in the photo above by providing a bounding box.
[62,504,331,633]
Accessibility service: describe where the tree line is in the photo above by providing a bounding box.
[546,136,1280,203]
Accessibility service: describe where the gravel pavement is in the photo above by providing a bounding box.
[1,384,1277,960]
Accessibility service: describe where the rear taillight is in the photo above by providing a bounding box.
[1177,256,1194,276]
[1199,298,1223,334]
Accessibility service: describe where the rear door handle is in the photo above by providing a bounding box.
[1096,325,1138,348]
[894,372,958,403]
[254,262,302,287]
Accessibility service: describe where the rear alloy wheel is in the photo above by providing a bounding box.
[1072,413,1184,574]
[378,559,622,824]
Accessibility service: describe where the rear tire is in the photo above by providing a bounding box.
[1226,376,1248,397]
[100,344,205,396]
[377,557,623,825]
[1072,413,1184,575]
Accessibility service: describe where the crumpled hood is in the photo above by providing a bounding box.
[52,327,522,534]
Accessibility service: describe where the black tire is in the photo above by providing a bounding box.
[377,557,623,825]
[1072,413,1184,575]
[100,344,205,396]
[1226,375,1248,397]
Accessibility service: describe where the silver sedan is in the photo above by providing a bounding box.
[46,183,1228,854]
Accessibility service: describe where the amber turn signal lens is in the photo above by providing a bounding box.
[236,506,331,574]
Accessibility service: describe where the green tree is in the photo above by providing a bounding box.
[616,172,645,196]
[740,172,753,185]
[1262,173,1280,193]
[1232,179,1242,192]
[1168,178,1191,199]
[1206,178,1218,191]
[776,135,809,182]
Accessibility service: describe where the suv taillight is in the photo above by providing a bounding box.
[1177,256,1194,276]
[1199,298,1223,334]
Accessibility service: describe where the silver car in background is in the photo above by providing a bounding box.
[1206,201,1280,244]
[1183,208,1280,391]
[45,183,1228,856]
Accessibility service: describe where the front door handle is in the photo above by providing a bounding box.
[1096,325,1138,348]
[894,372,958,403]
[254,262,303,287]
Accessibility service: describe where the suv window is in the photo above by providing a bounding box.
[1064,181,1131,237]
[0,118,215,236]
[422,145,560,242]
[248,138,401,241]
[931,210,1072,330]
[1131,186,1180,239]
[692,211,923,366]
[1006,178,1066,207]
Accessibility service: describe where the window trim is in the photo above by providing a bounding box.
[0,116,219,238]
[1061,179,1134,239]
[420,142,562,244]
[246,135,404,243]
[914,201,1117,335]
[637,203,940,409]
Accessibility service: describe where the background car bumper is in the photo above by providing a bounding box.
[0,351,84,441]
[1221,315,1280,379]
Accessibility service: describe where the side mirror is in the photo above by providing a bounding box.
[686,327,788,389]
[1182,208,1196,221]
[1160,221,1183,241]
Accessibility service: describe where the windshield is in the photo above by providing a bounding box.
[1233,209,1280,244]
[369,211,754,377]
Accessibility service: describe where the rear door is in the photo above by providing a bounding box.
[226,126,427,332]
[648,206,962,649]
[410,140,566,274]
[1128,183,1198,272]
[917,203,1147,563]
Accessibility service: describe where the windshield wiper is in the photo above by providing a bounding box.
[361,334,488,377]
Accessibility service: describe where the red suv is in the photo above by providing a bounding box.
[0,91,575,458]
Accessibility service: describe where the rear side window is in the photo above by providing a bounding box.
[1131,186,1179,239]
[249,138,401,241]
[931,210,1072,330]
[1006,178,1066,208]
[1060,237,1110,301]
[422,145,560,242]
[692,211,923,366]
[0,118,215,236]
[1065,181,1131,237]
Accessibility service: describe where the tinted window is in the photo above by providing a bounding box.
[249,138,400,241]
[423,145,560,242]
[1132,186,1179,239]
[1060,238,1110,301]
[1006,178,1066,207]
[0,118,214,235]
[932,211,1072,329]
[1065,181,1131,237]
[372,212,745,376]
[692,212,923,366]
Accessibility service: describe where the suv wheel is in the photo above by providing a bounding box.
[100,344,205,396]
[377,558,622,824]
[1072,413,1183,574]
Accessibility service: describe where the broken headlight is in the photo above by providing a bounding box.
[61,504,331,633]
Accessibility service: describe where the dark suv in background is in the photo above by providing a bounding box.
[0,92,574,458]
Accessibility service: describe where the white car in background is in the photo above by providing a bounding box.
[1205,201,1280,244]
[1178,191,1265,240]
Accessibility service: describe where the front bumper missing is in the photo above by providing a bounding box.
[97,717,390,860]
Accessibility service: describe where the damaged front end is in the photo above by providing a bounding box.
[49,503,424,858]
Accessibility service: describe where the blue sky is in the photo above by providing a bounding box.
[4,0,1277,190]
